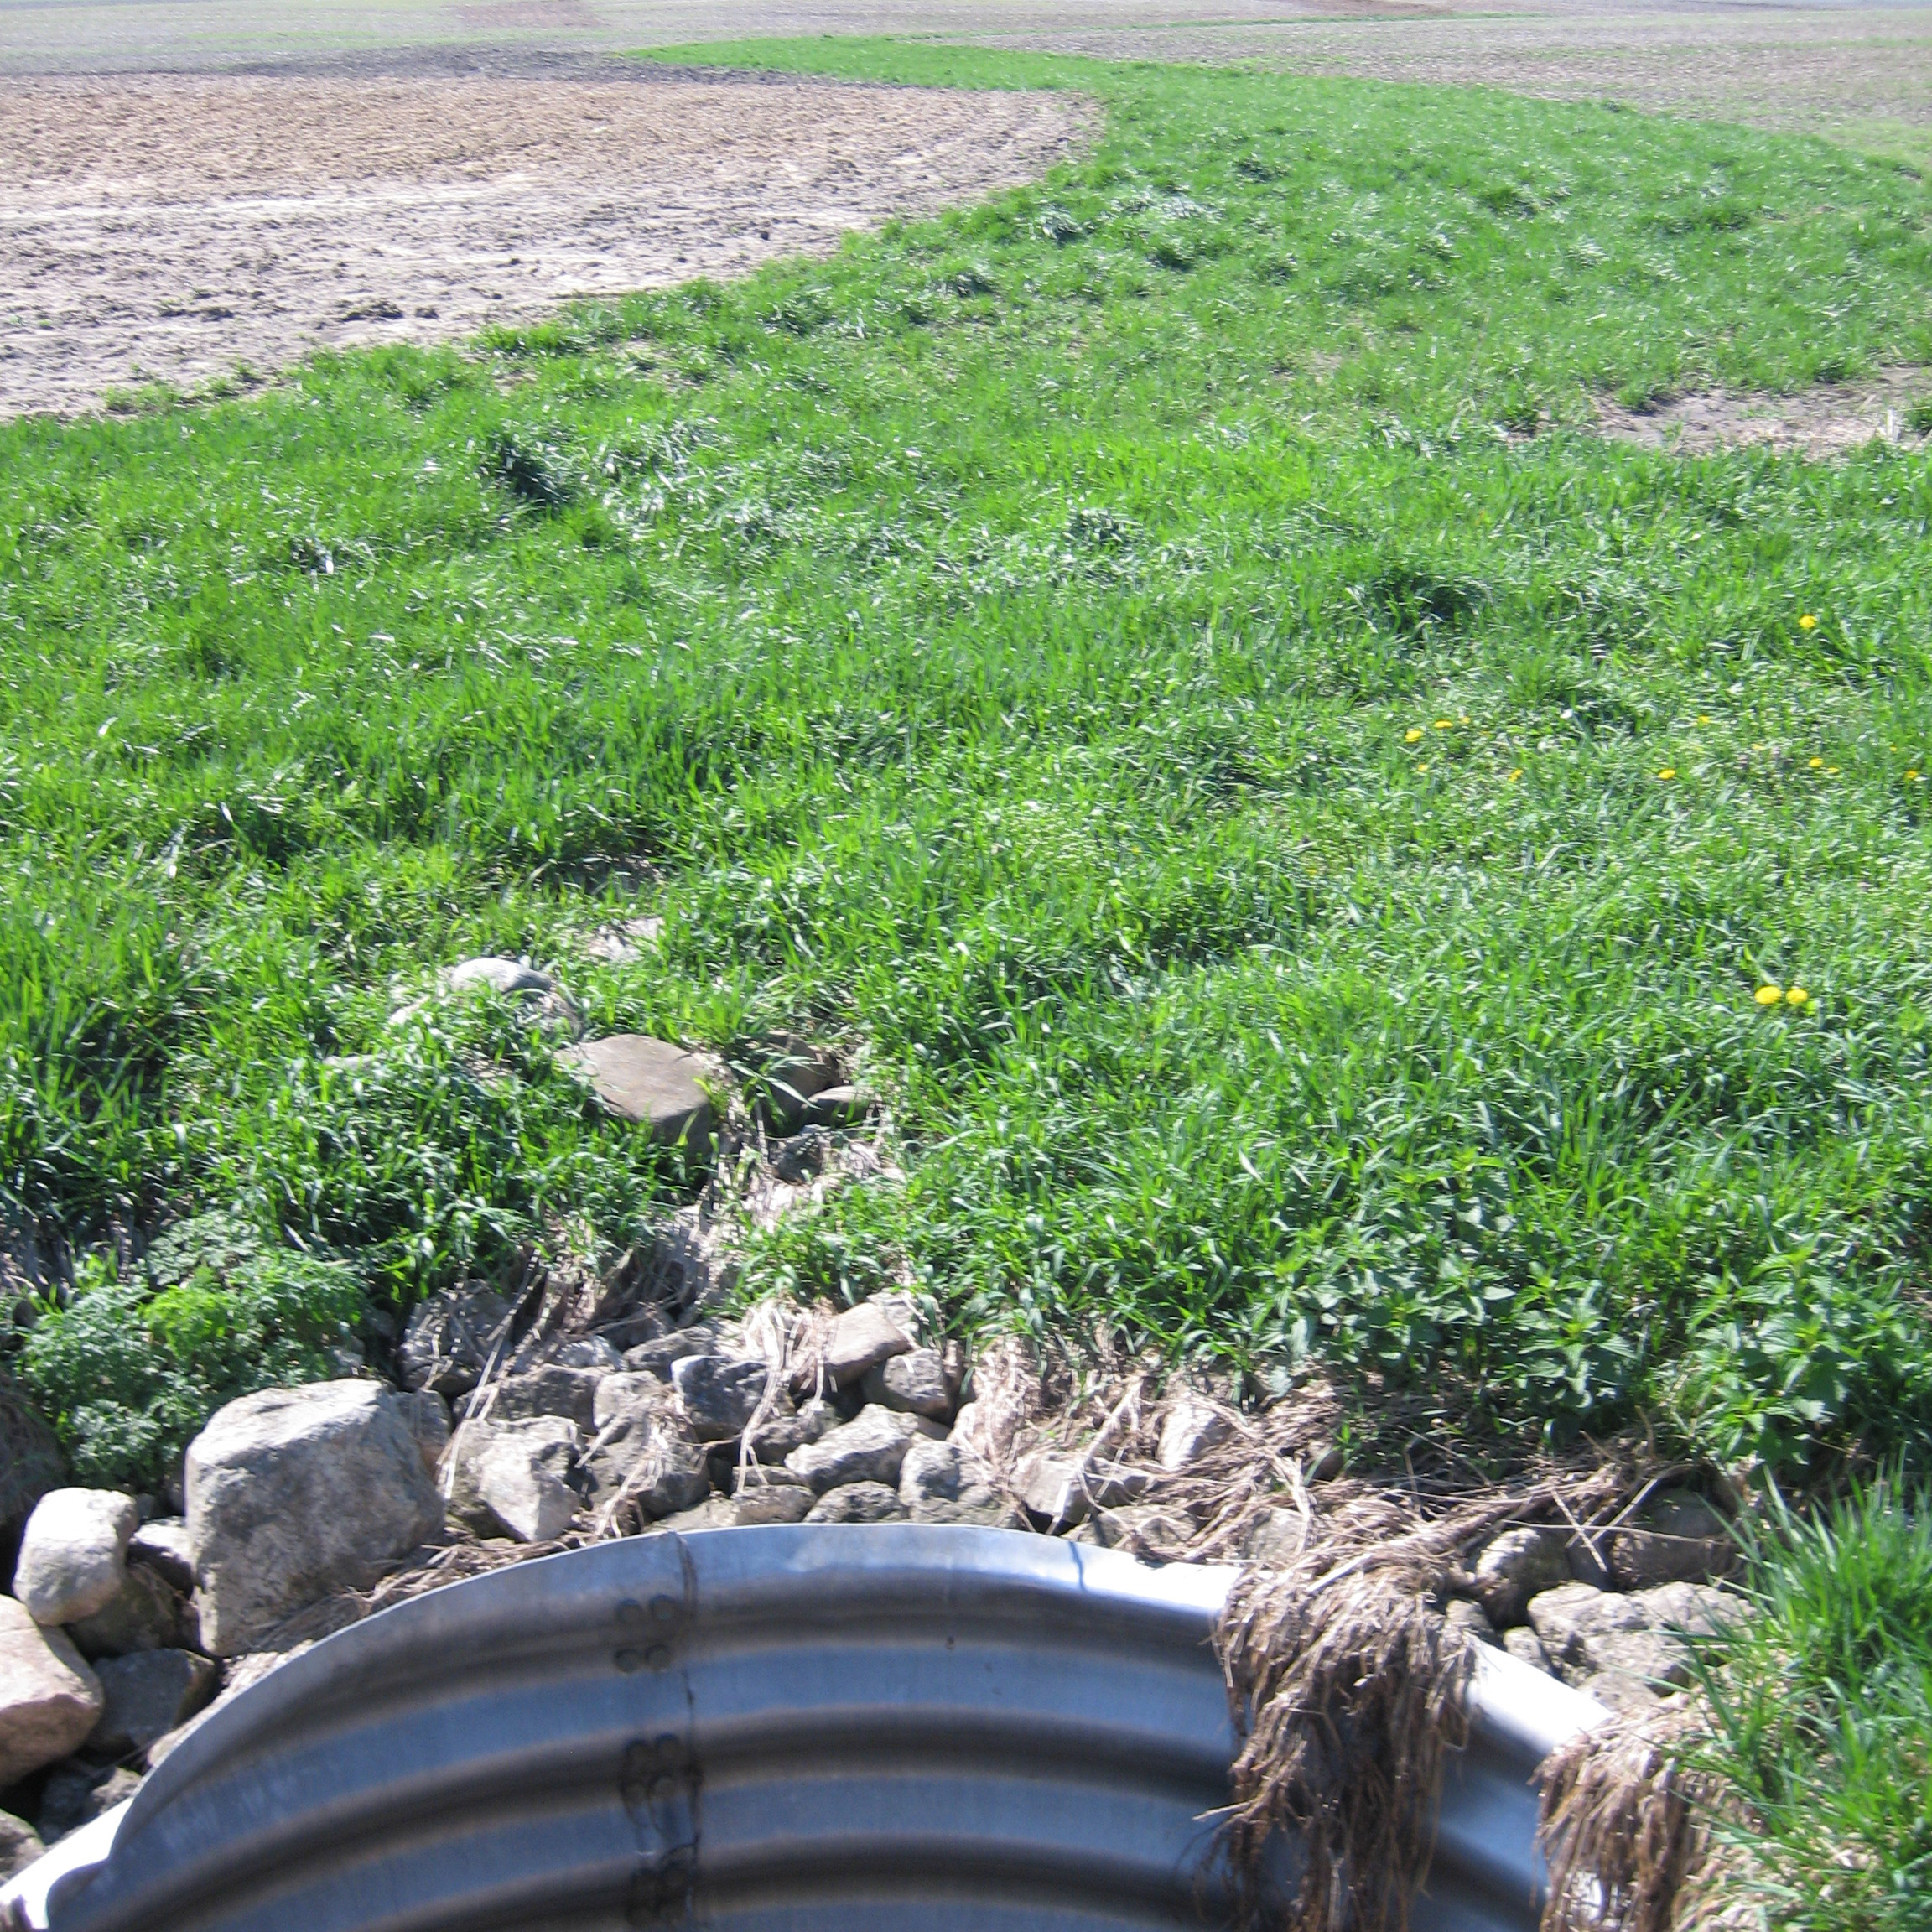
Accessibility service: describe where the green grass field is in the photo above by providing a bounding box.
[6,40,1932,1498]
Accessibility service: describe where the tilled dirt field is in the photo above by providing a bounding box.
[0,63,1086,417]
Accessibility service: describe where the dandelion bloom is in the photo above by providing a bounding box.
[1434,719,1453,730]
[1909,770,1923,782]
[1755,985,1784,1005]
[1405,728,1424,743]
[1506,768,1523,783]
[1656,768,1676,781]
[1799,613,1818,630]
[1785,987,1810,1008]
[1415,761,1429,773]
[1809,757,1824,770]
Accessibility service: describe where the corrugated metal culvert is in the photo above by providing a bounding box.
[5,1525,1604,1932]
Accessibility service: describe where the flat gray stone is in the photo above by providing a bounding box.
[593,1373,678,1431]
[1244,1507,1310,1570]
[1156,1399,1233,1472]
[1089,1504,1195,1561]
[861,1348,953,1421]
[1472,1526,1572,1625]
[1581,1670,1665,1714]
[806,1481,907,1524]
[557,1035,715,1150]
[0,1598,102,1787]
[13,1488,138,1627]
[746,1038,843,1134]
[1014,1447,1145,1530]
[673,1356,774,1443]
[86,1649,217,1758]
[186,1381,445,1656]
[784,1405,919,1493]
[622,1328,716,1380]
[821,1304,911,1387]
[66,1562,183,1659]
[642,1496,737,1535]
[0,1810,44,1882]
[896,1438,1014,1525]
[1527,1581,1697,1689]
[447,957,553,998]
[800,1085,870,1130]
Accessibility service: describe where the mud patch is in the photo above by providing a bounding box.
[0,65,1088,418]
[1595,371,1932,459]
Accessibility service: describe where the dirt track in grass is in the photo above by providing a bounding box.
[0,64,1088,418]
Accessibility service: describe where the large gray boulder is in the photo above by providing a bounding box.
[556,1036,716,1150]
[0,1597,102,1786]
[12,1488,139,1628]
[185,1381,445,1656]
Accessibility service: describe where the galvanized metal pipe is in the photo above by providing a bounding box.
[3,1525,1604,1932]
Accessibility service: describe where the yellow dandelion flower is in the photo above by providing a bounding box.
[1909,770,1923,782]
[1785,987,1810,1008]
[1506,768,1523,783]
[1826,766,1840,776]
[1415,761,1430,773]
[1657,767,1676,781]
[1458,714,1471,725]
[1405,728,1424,743]
[1799,613,1818,631]
[1755,985,1784,1006]
[1696,714,1711,725]
[1434,719,1454,730]
[1809,757,1825,770]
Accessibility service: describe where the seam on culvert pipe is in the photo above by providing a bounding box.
[1,1525,1607,1932]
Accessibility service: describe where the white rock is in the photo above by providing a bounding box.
[1156,1398,1233,1472]
[556,1035,716,1150]
[447,957,553,997]
[447,1415,578,1534]
[475,1435,579,1543]
[1015,1446,1146,1530]
[0,1597,102,1786]
[13,1488,138,1626]
[186,1381,445,1656]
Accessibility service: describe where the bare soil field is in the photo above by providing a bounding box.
[0,64,1086,417]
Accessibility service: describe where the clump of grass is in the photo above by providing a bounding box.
[1684,1476,1932,1932]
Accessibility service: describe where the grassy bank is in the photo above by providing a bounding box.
[5,41,1932,1488]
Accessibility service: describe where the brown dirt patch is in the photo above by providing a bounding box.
[0,67,1088,418]
[1595,371,1932,460]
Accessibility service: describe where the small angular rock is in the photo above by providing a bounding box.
[13,1488,138,1627]
[785,1405,918,1493]
[0,1810,44,1882]
[583,1408,709,1521]
[86,1649,217,1758]
[66,1562,182,1659]
[1090,1504,1196,1562]
[1580,1670,1663,1715]
[475,1432,579,1544]
[806,1481,907,1524]
[673,1355,774,1442]
[1609,1490,1735,1589]
[1443,1597,1500,1646]
[557,1035,716,1151]
[0,1599,102,1787]
[1472,1526,1572,1626]
[1015,1446,1145,1530]
[897,1437,1015,1525]
[448,1415,578,1534]
[1156,1399,1233,1472]
[860,1348,953,1421]
[397,1285,511,1397]
[1527,1581,1694,1690]
[38,1763,140,1845]
[1244,1508,1307,1570]
[623,1328,716,1380]
[1502,1626,1552,1673]
[821,1303,912,1387]
[471,1364,602,1431]
[642,1496,738,1535]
